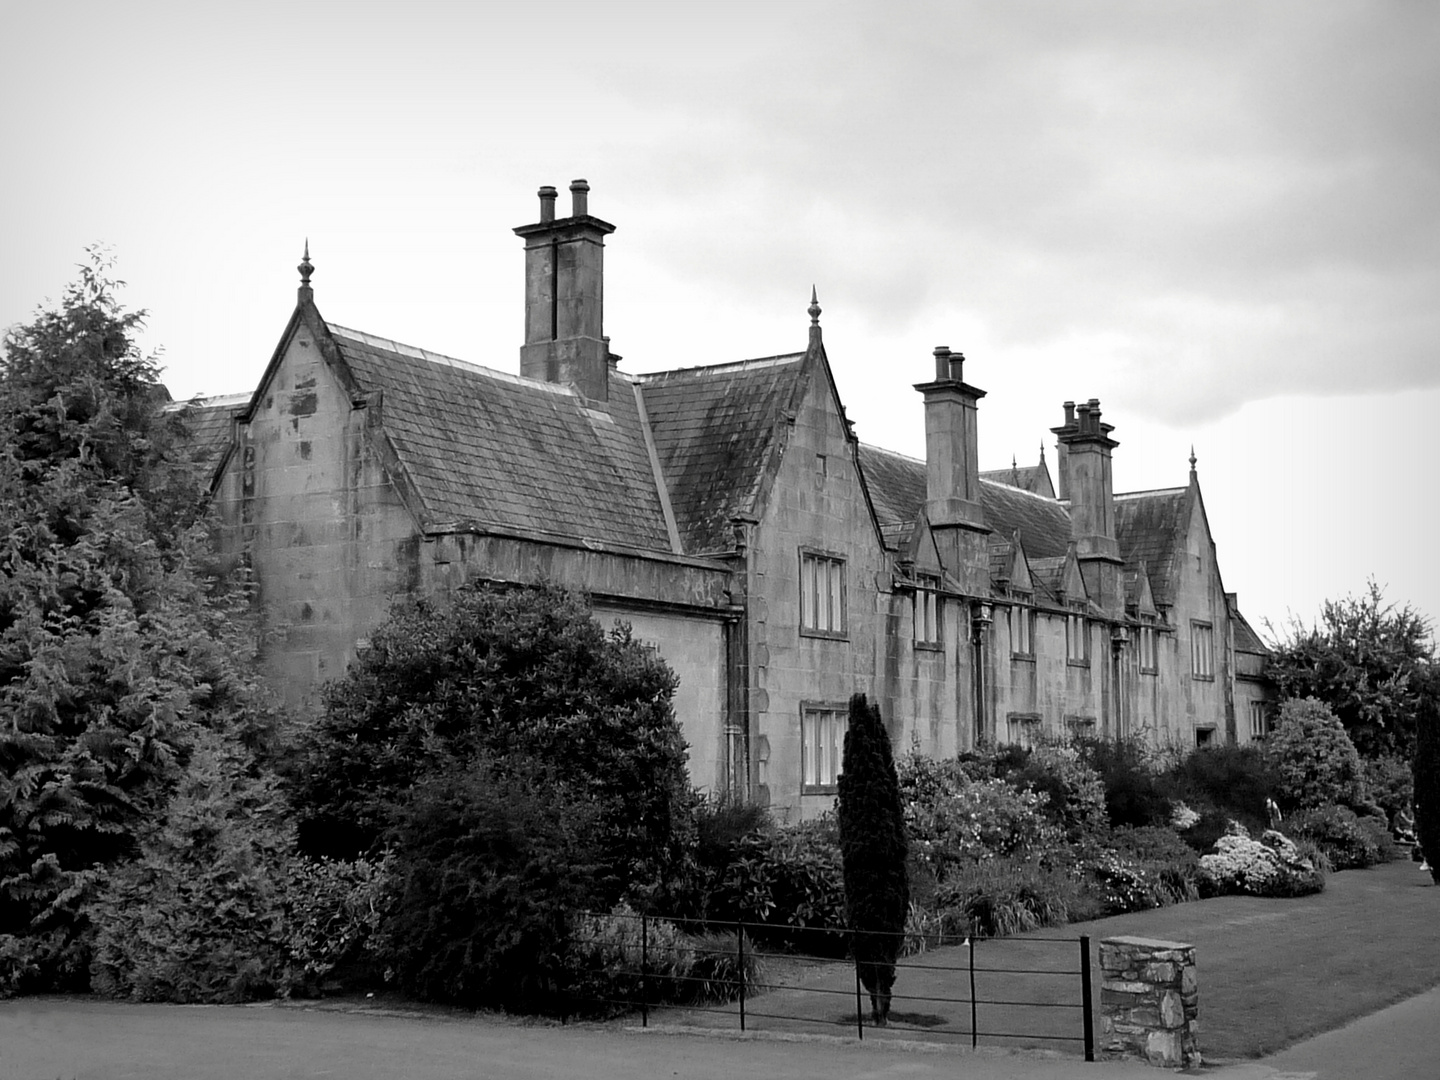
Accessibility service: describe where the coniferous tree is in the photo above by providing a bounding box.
[837,692,908,1025]
[1412,668,1440,884]
[0,252,267,993]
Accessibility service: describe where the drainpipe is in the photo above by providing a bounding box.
[971,601,993,747]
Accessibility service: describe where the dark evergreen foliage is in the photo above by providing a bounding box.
[291,583,693,902]
[836,692,908,1025]
[0,252,270,993]
[1413,668,1440,884]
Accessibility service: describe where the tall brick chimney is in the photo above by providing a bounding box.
[513,179,615,401]
[1052,398,1122,608]
[915,347,989,590]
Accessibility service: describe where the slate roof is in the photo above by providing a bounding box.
[330,325,672,551]
[637,356,807,554]
[857,444,1072,559]
[979,462,1054,497]
[1227,596,1269,655]
[166,393,248,477]
[1114,487,1190,609]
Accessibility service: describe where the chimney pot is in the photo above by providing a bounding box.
[1063,401,1076,425]
[933,346,952,381]
[538,185,558,222]
[570,178,590,217]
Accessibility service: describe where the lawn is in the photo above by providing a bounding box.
[1066,855,1440,1059]
[662,857,1439,1061]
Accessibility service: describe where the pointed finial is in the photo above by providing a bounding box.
[808,285,821,326]
[298,240,314,292]
[1039,441,1047,464]
[1012,454,1018,470]
[1189,445,1197,475]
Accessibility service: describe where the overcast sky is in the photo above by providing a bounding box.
[3,1,1436,638]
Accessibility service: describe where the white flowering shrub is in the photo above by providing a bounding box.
[1197,823,1325,898]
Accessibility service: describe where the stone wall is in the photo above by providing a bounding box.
[1098,935,1199,1069]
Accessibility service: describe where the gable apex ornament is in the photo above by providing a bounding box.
[297,240,314,302]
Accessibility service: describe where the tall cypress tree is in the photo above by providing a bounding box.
[1412,667,1440,884]
[837,692,909,1025]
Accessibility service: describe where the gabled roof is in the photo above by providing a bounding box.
[637,355,807,554]
[168,393,248,480]
[1227,594,1270,655]
[330,325,673,551]
[1114,487,1190,609]
[857,444,1073,561]
[979,460,1055,499]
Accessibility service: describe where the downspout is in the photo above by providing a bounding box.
[971,601,993,747]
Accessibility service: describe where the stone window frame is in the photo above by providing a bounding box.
[800,700,847,794]
[1195,725,1217,747]
[1190,620,1215,680]
[1248,700,1269,739]
[1138,617,1159,674]
[1006,711,1042,748]
[1066,603,1090,667]
[913,573,943,650]
[799,547,847,640]
[1009,595,1035,659]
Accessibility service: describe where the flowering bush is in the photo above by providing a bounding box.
[990,742,1109,838]
[1170,802,1201,830]
[899,754,1058,876]
[1197,824,1325,898]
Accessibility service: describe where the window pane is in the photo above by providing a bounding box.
[801,557,814,629]
[829,562,843,632]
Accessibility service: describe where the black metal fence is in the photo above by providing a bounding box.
[568,911,1094,1061]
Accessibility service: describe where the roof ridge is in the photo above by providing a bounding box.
[979,476,1061,505]
[165,391,251,412]
[859,442,925,466]
[1114,486,1188,500]
[633,354,805,382]
[330,323,576,397]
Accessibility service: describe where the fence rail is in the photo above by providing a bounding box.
[569,911,1094,1061]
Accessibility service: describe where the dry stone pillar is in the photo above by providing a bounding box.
[1098,935,1199,1068]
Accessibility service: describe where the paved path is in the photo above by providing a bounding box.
[4,861,1436,1079]
[7,989,1440,1080]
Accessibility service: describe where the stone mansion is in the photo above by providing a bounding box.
[186,181,1272,819]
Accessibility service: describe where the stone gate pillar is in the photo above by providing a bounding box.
[1098,935,1199,1068]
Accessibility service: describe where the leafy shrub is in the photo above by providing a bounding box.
[86,732,298,1003]
[1363,754,1415,832]
[292,583,694,906]
[1075,737,1172,828]
[685,930,763,1003]
[898,754,1057,875]
[933,857,1084,938]
[715,819,846,955]
[1265,698,1367,811]
[1196,825,1325,898]
[1286,805,1388,870]
[1102,826,1201,908]
[988,741,1109,839]
[1164,744,1279,828]
[283,855,389,993]
[370,762,604,1012]
[568,905,692,1013]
